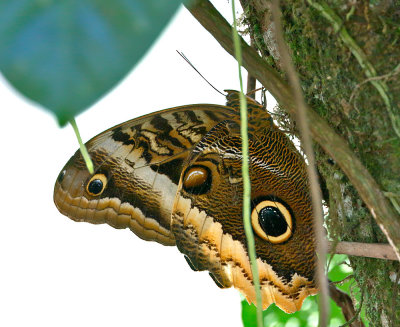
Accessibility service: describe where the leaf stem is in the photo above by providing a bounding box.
[69,118,94,174]
[231,2,263,327]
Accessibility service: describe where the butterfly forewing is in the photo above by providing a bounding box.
[171,93,317,312]
[54,104,235,246]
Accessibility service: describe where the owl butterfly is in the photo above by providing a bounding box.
[54,90,317,313]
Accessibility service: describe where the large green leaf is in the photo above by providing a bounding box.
[0,0,183,125]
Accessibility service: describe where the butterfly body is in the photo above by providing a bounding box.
[54,91,317,312]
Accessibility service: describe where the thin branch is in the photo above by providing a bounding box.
[184,0,400,260]
[246,74,257,99]
[270,0,329,325]
[329,283,365,327]
[330,275,355,286]
[246,39,257,98]
[349,63,400,105]
[339,288,365,327]
[330,241,398,261]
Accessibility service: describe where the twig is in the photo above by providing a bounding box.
[339,288,365,327]
[329,241,398,261]
[329,283,365,327]
[246,75,257,99]
[270,0,329,325]
[331,275,355,286]
[246,40,257,99]
[349,64,400,104]
[184,0,400,260]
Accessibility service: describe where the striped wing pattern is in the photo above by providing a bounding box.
[54,91,316,312]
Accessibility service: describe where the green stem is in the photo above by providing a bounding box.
[231,2,263,327]
[69,118,94,174]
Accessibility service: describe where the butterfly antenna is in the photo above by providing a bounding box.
[176,50,225,96]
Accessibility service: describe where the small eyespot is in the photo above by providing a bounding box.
[182,165,211,195]
[86,174,107,196]
[251,200,293,244]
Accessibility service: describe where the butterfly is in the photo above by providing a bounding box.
[54,90,317,313]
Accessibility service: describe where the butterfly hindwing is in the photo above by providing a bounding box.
[171,95,317,312]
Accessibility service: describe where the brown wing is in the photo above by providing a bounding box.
[171,100,317,312]
[54,104,236,246]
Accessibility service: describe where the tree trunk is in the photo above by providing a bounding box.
[239,1,400,325]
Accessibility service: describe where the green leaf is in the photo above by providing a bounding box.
[242,296,348,327]
[242,255,361,326]
[0,0,183,125]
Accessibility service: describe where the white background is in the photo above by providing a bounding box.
[0,2,275,326]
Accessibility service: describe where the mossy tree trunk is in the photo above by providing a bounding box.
[238,1,400,325]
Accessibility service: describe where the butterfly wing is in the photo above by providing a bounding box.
[54,105,235,246]
[171,103,317,312]
[54,91,317,312]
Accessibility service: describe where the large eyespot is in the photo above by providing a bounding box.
[86,174,107,196]
[251,200,293,244]
[182,165,211,195]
